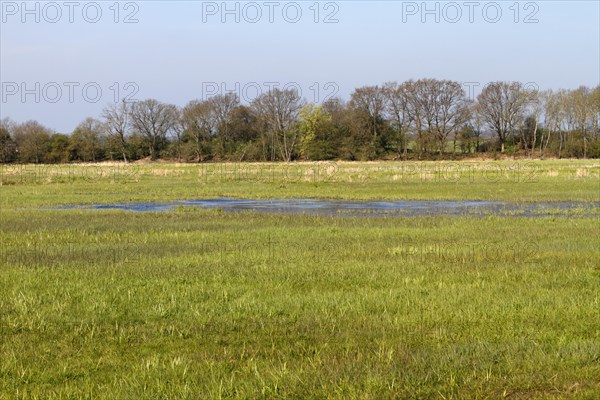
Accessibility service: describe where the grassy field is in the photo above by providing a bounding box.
[1,160,599,207]
[1,160,599,399]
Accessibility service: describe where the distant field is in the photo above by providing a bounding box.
[1,160,599,208]
[1,160,599,399]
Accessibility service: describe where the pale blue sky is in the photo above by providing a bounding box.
[1,0,599,132]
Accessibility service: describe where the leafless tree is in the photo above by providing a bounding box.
[171,107,186,162]
[404,80,434,156]
[569,86,595,158]
[403,79,470,155]
[130,99,178,160]
[209,93,240,155]
[349,85,386,140]
[430,80,470,154]
[383,82,412,159]
[470,102,485,151]
[477,82,529,153]
[102,101,132,162]
[541,90,563,157]
[519,89,541,157]
[251,88,304,161]
[592,86,600,141]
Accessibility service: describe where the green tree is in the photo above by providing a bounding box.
[47,134,71,163]
[181,100,216,162]
[0,118,17,163]
[298,104,332,160]
[13,121,53,163]
[349,86,387,159]
[70,118,104,162]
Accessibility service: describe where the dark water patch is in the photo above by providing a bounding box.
[55,199,600,218]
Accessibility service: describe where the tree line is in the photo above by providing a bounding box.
[1,80,599,163]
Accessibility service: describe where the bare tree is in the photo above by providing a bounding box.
[477,82,529,153]
[209,93,240,156]
[430,80,470,154]
[471,103,485,151]
[592,86,600,141]
[130,99,178,160]
[519,89,541,157]
[102,101,131,162]
[170,107,186,162]
[541,90,563,157]
[404,80,435,156]
[403,79,470,155]
[569,86,595,158]
[349,85,386,139]
[251,88,304,161]
[383,82,412,159]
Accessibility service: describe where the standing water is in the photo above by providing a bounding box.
[57,199,600,217]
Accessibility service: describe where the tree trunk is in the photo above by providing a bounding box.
[558,132,563,158]
[531,120,538,159]
[452,135,457,158]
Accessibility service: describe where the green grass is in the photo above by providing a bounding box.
[1,160,599,208]
[1,160,599,399]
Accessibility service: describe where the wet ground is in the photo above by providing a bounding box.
[58,199,600,218]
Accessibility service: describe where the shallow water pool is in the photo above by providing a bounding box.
[58,198,600,218]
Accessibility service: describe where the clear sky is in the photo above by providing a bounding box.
[1,0,599,132]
